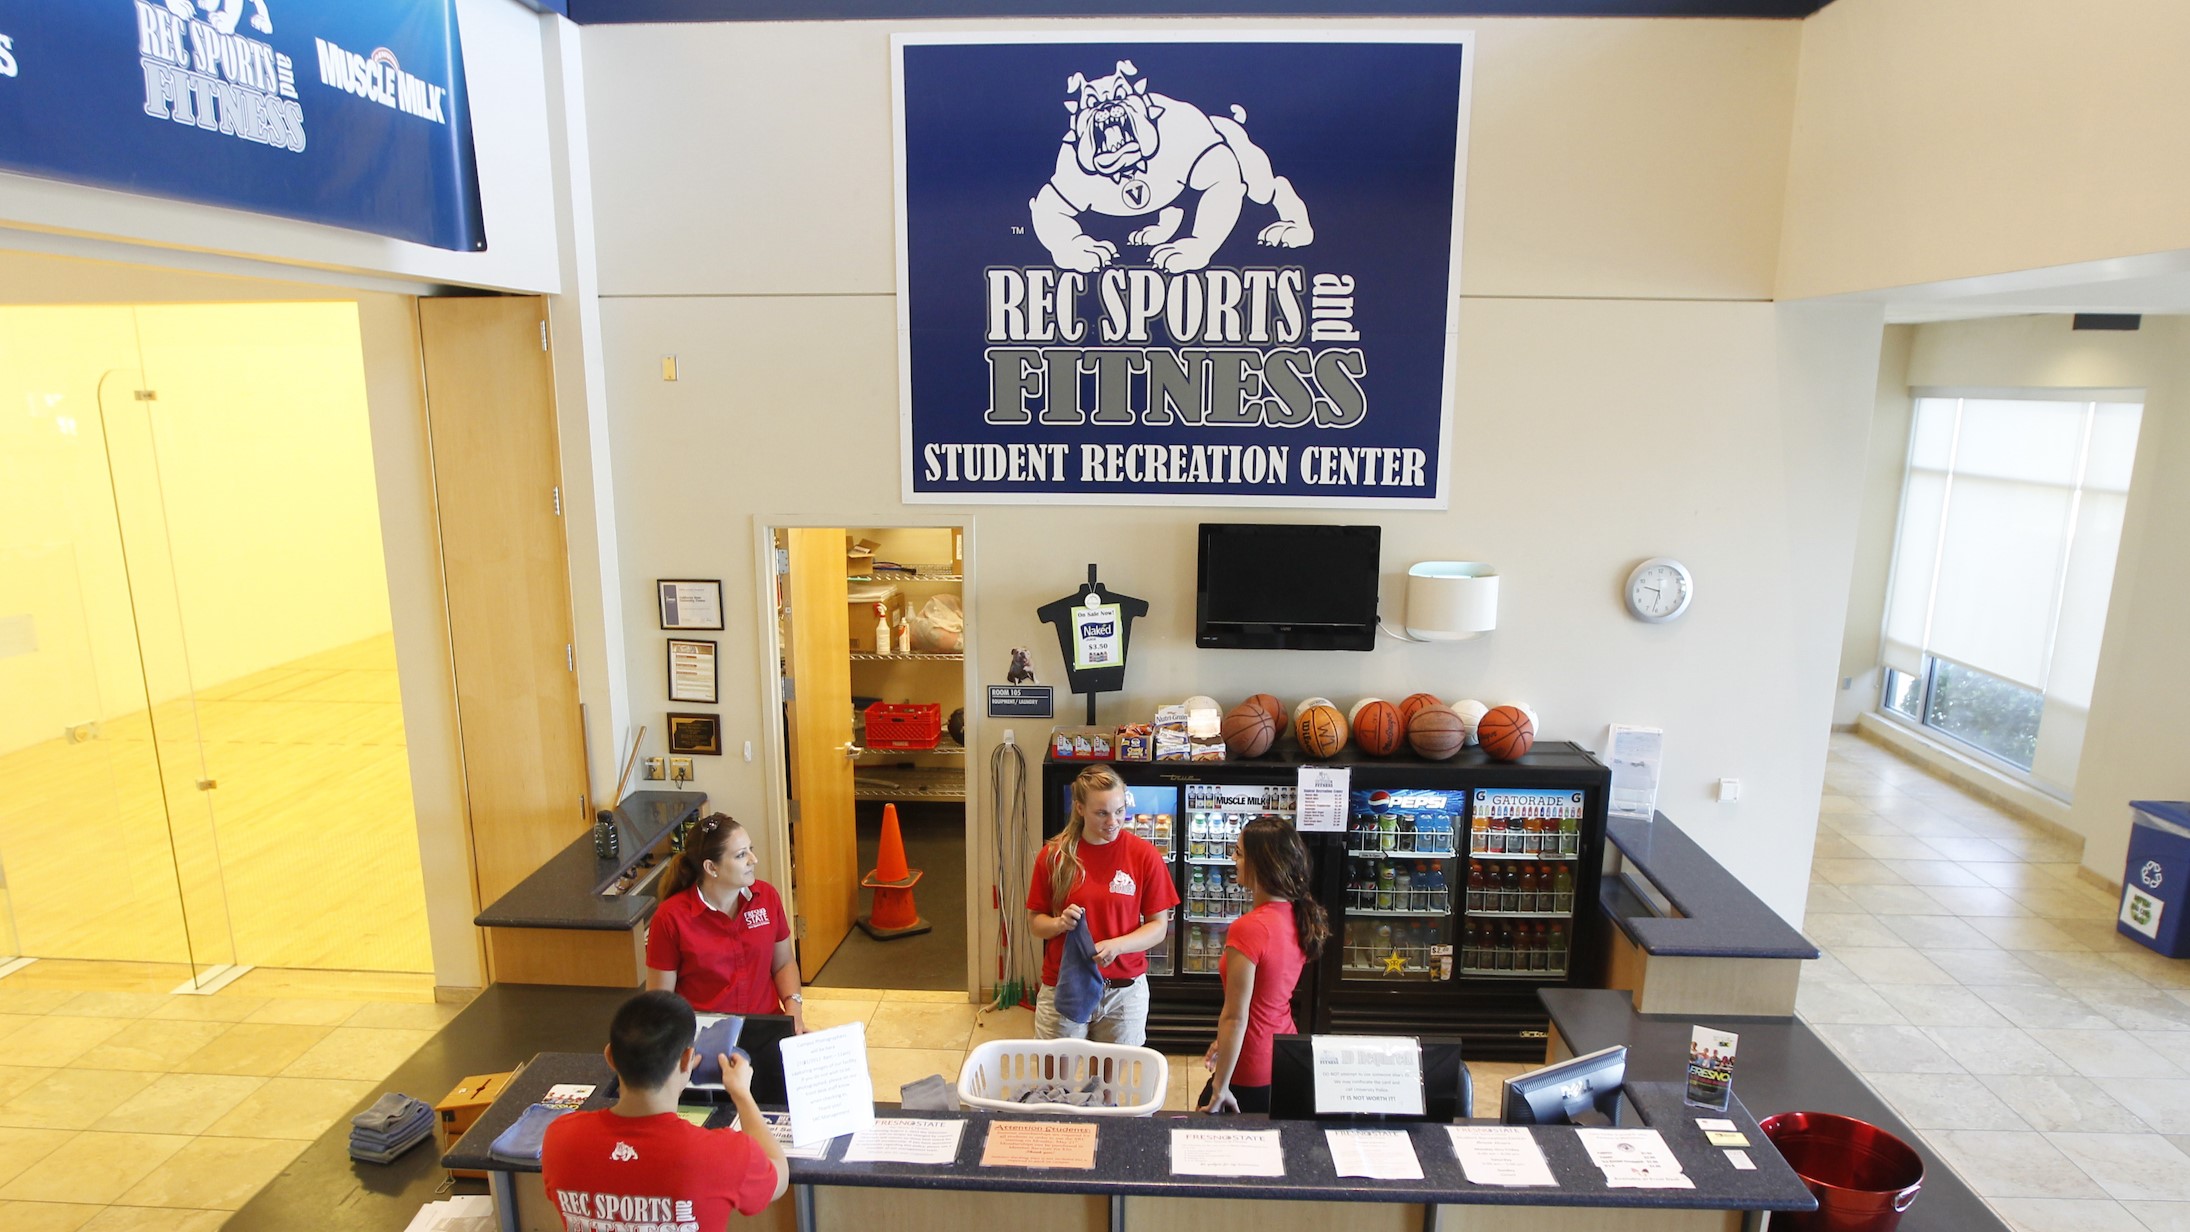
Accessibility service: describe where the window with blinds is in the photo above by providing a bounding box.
[1878,392,2142,794]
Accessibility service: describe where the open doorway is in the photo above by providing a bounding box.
[767,525,971,992]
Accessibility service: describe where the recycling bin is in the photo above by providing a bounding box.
[2119,801,2190,958]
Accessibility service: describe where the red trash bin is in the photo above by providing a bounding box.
[1759,1112,1924,1232]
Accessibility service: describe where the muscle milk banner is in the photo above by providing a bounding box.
[0,2,486,251]
[894,33,1472,507]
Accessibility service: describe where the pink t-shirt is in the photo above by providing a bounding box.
[1220,901,1305,1087]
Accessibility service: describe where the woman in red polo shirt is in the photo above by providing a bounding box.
[1200,815,1327,1114]
[1027,765,1179,1046]
[647,814,806,1032]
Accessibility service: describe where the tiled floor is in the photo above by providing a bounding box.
[1805,731,2190,1232]
[0,961,464,1231]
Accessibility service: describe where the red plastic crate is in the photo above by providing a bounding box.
[864,702,942,749]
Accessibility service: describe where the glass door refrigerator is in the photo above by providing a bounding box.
[1317,743,1608,1061]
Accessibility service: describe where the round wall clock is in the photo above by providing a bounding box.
[1624,558,1693,623]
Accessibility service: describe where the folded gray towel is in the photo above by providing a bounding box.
[353,1092,429,1133]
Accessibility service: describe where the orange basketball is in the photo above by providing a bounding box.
[1221,703,1277,759]
[1245,693,1285,728]
[1477,705,1536,762]
[1398,692,1445,728]
[1408,705,1466,760]
[1351,699,1404,757]
[1295,703,1348,759]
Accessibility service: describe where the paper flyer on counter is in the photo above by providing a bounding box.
[1685,1026,1738,1110]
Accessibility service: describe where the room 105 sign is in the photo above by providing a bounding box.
[894,33,1473,508]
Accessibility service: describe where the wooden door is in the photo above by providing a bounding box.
[418,297,589,917]
[784,528,857,981]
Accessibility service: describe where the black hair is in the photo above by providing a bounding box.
[608,990,696,1090]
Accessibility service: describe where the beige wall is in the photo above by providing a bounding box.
[1833,325,1914,727]
[1896,315,2190,882]
[579,18,1876,962]
[1779,0,2190,300]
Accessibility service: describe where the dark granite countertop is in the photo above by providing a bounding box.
[1542,988,2005,1232]
[473,791,701,930]
[1601,814,1818,960]
[451,1052,1812,1213]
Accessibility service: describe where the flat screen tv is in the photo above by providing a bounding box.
[1197,523,1381,651]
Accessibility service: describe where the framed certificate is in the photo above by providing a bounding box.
[658,580,724,631]
[667,638,718,704]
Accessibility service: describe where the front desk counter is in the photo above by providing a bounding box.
[448,1053,1816,1232]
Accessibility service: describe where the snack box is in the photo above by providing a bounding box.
[1115,723,1154,761]
[1049,726,1115,761]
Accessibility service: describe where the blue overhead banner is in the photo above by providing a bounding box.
[894,34,1472,507]
[0,2,486,251]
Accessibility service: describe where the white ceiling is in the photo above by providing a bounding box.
[1822,248,2190,324]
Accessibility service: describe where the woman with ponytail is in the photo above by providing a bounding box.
[1199,814,1328,1114]
[645,814,806,1033]
[1026,765,1179,1045]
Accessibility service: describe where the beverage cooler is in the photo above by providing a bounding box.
[1042,742,1608,1058]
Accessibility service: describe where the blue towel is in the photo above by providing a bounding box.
[352,1092,430,1133]
[1054,916,1105,1025]
[689,1016,749,1087]
[489,1103,573,1166]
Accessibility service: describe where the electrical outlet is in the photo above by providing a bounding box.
[1717,778,1742,803]
[669,757,694,784]
[643,757,666,781]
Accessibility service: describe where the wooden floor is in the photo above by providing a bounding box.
[0,635,434,973]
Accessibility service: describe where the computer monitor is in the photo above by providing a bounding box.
[1268,1035,1471,1122]
[1500,1044,1627,1127]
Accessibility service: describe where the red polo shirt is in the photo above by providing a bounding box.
[1220,901,1306,1087]
[645,882,789,1015]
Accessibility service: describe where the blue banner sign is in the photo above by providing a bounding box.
[894,33,1472,507]
[0,2,486,251]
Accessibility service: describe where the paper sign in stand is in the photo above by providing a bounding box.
[778,1022,874,1148]
[1311,1035,1425,1116]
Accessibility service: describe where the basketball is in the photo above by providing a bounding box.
[1408,705,1466,760]
[1477,705,1536,762]
[1220,703,1277,759]
[1399,692,1445,728]
[1351,699,1404,757]
[1295,702,1348,759]
[1245,693,1285,727]
[1292,696,1335,725]
[1450,698,1489,746]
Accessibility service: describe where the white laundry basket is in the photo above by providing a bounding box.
[957,1038,1168,1116]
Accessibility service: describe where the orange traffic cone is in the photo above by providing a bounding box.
[858,803,931,940]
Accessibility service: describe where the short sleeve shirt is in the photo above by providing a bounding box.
[1026,832,1178,987]
[1220,901,1305,1087]
[645,882,789,1015]
[543,1108,777,1231]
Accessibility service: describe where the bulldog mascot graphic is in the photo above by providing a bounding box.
[1030,60,1315,273]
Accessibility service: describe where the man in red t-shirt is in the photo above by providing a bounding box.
[543,991,788,1231]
